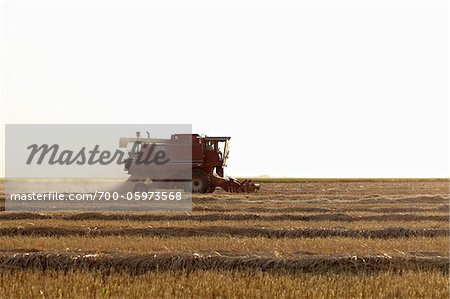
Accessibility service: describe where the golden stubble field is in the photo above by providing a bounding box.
[0,179,449,298]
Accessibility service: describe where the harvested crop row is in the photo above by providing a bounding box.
[192,194,450,204]
[193,204,449,213]
[0,226,447,239]
[0,212,447,222]
[1,236,448,256]
[0,252,447,274]
[1,219,446,231]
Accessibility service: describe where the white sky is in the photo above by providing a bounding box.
[0,1,449,178]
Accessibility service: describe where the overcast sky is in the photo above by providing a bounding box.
[0,1,448,177]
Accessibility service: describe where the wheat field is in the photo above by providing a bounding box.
[0,179,448,298]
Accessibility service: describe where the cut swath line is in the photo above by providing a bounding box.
[0,252,447,274]
[0,226,448,239]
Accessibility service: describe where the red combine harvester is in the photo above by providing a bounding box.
[120,133,260,193]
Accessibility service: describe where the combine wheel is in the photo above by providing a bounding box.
[192,169,211,193]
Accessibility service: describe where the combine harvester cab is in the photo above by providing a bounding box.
[120,133,260,193]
